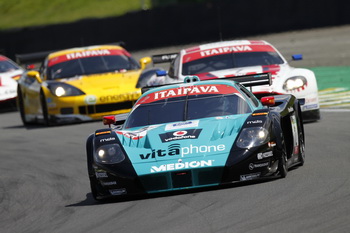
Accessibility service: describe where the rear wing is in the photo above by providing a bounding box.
[141,73,272,94]
[151,53,178,64]
[16,50,54,66]
[220,73,272,87]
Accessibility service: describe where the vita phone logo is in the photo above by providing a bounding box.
[139,143,225,159]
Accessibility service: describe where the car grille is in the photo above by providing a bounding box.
[139,167,224,192]
[79,101,134,115]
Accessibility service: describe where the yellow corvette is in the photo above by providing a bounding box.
[17,45,151,125]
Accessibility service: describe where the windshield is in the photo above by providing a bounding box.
[0,60,20,73]
[182,52,284,75]
[46,55,140,80]
[124,93,252,128]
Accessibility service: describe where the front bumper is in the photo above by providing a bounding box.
[91,149,280,199]
[45,92,140,123]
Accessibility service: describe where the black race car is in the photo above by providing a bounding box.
[86,73,305,200]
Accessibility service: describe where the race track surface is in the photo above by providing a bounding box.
[1,25,350,233]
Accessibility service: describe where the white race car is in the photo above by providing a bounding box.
[146,40,320,121]
[0,55,24,104]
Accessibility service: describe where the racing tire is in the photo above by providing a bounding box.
[17,87,30,126]
[89,176,100,201]
[278,152,288,178]
[40,91,52,126]
[89,176,112,202]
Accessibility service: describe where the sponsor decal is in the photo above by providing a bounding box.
[247,120,263,124]
[48,49,129,67]
[101,181,117,186]
[249,162,269,170]
[257,151,273,160]
[140,144,180,160]
[154,85,219,100]
[305,97,318,104]
[100,137,116,143]
[66,49,111,59]
[290,115,299,151]
[200,46,252,57]
[240,172,261,181]
[99,92,140,103]
[293,146,299,155]
[215,116,233,120]
[109,188,127,196]
[47,103,57,108]
[117,125,160,140]
[160,54,178,61]
[183,44,276,63]
[139,143,226,159]
[95,172,108,178]
[137,84,239,104]
[150,160,214,173]
[159,129,202,142]
[85,95,97,105]
[262,64,281,76]
[165,120,199,131]
[95,130,111,136]
[302,104,318,110]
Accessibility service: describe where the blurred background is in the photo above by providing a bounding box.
[1,0,349,61]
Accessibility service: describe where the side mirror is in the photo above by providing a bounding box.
[292,54,303,61]
[26,70,42,83]
[261,96,275,106]
[103,115,116,127]
[139,57,152,70]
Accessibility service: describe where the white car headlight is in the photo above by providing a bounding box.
[94,144,125,164]
[236,127,270,149]
[47,82,85,97]
[283,76,307,91]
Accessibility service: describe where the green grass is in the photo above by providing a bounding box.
[309,66,350,91]
[0,0,151,30]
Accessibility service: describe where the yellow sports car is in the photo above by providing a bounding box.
[17,45,151,125]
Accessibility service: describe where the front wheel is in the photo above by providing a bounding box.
[40,91,52,126]
[89,176,100,201]
[17,87,30,126]
[278,151,288,178]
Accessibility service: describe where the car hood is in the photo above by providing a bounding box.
[193,64,304,94]
[194,64,292,80]
[116,114,249,175]
[54,70,142,92]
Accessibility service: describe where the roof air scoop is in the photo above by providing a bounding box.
[184,76,200,83]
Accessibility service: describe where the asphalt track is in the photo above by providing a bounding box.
[2,25,350,233]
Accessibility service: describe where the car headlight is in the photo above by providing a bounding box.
[47,82,85,97]
[283,76,307,91]
[94,144,125,164]
[236,127,270,149]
